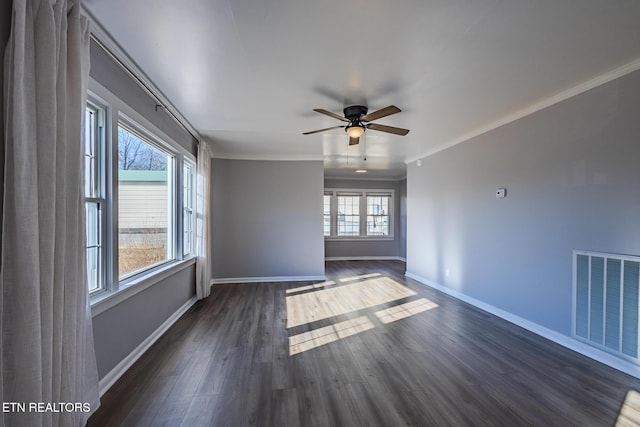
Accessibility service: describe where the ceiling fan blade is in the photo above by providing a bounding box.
[349,136,360,146]
[362,105,401,122]
[313,108,349,122]
[302,125,345,135]
[367,123,410,136]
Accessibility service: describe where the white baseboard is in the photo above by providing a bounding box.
[210,275,326,285]
[405,271,640,379]
[325,256,406,262]
[98,296,197,396]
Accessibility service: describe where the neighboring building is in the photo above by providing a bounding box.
[118,169,168,244]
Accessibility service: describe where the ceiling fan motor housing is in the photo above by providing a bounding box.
[343,105,368,123]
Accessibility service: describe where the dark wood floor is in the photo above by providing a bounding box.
[88,260,639,426]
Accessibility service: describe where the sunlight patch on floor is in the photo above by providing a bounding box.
[286,276,416,328]
[374,298,438,324]
[285,280,336,294]
[289,316,375,355]
[338,273,381,283]
[616,390,640,426]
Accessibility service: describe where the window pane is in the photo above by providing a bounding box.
[86,202,99,248]
[84,107,96,198]
[183,162,194,255]
[367,195,390,236]
[323,195,331,236]
[85,105,103,292]
[85,201,100,292]
[338,196,360,236]
[87,246,100,292]
[118,126,172,278]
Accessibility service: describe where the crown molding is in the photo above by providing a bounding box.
[406,57,640,164]
[324,175,407,182]
[84,6,201,143]
[209,152,325,161]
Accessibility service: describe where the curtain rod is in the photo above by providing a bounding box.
[89,33,201,145]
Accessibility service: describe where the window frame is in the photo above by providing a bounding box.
[336,193,361,237]
[182,159,196,257]
[324,188,395,240]
[116,119,177,283]
[85,100,107,295]
[323,193,332,237]
[366,193,392,237]
[87,80,197,312]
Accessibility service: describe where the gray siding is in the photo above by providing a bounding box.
[324,179,405,259]
[119,183,168,229]
[212,159,325,279]
[407,68,640,336]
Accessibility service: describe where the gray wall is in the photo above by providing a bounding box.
[212,159,325,279]
[89,39,197,379]
[407,69,640,336]
[92,266,194,378]
[399,179,407,259]
[324,178,406,259]
[89,39,197,155]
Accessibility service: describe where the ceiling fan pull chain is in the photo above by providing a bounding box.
[364,133,367,161]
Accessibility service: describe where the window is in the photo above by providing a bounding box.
[323,194,331,236]
[183,161,195,256]
[118,125,175,279]
[84,88,196,299]
[324,189,394,239]
[337,195,360,236]
[367,195,390,236]
[85,104,105,293]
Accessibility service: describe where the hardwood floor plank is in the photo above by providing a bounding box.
[296,382,332,427]
[240,361,273,426]
[87,260,640,427]
[179,395,224,427]
[168,352,211,398]
[270,388,300,427]
[338,381,411,427]
[148,396,190,427]
[195,345,244,396]
[119,375,178,427]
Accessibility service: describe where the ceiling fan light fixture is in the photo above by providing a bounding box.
[345,125,365,138]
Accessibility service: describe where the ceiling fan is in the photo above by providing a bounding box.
[303,105,410,146]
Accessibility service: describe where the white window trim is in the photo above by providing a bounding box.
[91,257,196,316]
[182,159,196,257]
[324,188,395,241]
[87,78,197,311]
[117,122,177,284]
[85,99,107,295]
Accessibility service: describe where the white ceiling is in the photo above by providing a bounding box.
[84,0,640,179]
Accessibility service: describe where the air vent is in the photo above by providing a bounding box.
[574,251,640,360]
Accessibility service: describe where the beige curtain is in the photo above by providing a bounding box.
[1,0,100,426]
[195,141,212,299]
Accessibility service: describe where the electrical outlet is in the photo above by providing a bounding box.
[496,188,506,198]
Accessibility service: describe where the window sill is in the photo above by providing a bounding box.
[324,236,395,242]
[90,257,196,317]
